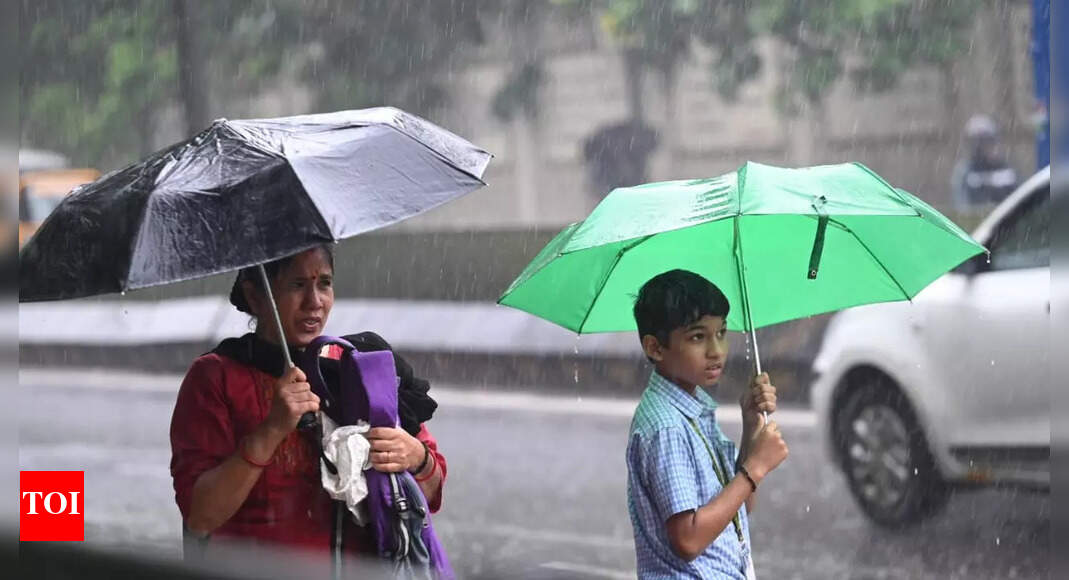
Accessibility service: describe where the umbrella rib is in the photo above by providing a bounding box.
[852,163,922,213]
[575,235,654,334]
[384,125,490,185]
[121,187,160,293]
[836,219,914,302]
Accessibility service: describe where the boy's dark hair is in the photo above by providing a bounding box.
[633,269,730,347]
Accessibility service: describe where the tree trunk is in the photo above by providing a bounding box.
[659,67,679,176]
[786,99,826,166]
[507,2,545,224]
[512,113,540,223]
[173,0,211,134]
[940,62,966,160]
[623,48,646,124]
[989,0,1030,170]
[136,106,156,158]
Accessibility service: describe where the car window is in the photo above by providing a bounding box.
[987,185,1049,271]
[18,188,31,221]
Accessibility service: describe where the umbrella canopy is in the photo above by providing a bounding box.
[19,107,492,302]
[499,162,985,335]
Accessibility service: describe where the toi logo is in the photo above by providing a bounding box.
[20,471,84,541]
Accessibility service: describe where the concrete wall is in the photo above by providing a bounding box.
[141,2,1037,234]
[400,1,1039,232]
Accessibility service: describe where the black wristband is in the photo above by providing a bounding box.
[410,441,430,475]
[737,465,758,492]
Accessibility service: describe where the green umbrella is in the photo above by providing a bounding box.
[499,162,985,381]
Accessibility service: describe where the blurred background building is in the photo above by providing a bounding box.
[22,1,1041,229]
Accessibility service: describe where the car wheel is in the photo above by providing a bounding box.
[834,373,949,527]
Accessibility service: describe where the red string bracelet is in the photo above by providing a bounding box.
[239,437,272,468]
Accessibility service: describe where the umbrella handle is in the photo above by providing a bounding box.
[258,265,319,431]
[748,326,770,423]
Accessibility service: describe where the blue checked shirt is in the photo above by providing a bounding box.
[627,371,752,579]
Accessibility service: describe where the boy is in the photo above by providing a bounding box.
[627,269,788,579]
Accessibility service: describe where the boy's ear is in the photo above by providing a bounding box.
[641,334,665,362]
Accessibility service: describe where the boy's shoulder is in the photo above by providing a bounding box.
[629,385,687,436]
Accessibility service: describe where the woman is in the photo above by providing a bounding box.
[169,246,446,555]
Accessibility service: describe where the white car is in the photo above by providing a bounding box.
[810,167,1050,527]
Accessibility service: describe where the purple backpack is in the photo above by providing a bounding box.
[298,335,453,579]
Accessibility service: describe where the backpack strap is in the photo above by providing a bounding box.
[294,335,361,426]
[293,335,401,428]
[350,350,400,428]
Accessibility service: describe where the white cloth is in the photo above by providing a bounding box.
[319,414,372,526]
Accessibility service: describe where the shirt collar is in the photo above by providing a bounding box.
[648,370,719,419]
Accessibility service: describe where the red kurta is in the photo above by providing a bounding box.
[170,353,446,552]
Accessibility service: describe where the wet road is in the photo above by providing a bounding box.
[18,370,1048,579]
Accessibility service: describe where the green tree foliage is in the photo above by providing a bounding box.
[295,0,493,115]
[20,0,495,169]
[758,0,977,112]
[21,0,179,167]
[560,0,977,114]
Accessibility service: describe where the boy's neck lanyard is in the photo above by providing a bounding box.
[686,416,745,545]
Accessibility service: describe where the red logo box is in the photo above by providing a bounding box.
[20,471,84,541]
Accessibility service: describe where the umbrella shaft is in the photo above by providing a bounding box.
[258,264,293,369]
[259,264,320,432]
[749,326,763,375]
[734,216,769,422]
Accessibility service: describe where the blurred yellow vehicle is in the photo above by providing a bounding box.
[19,167,100,247]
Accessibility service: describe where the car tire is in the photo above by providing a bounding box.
[834,373,950,527]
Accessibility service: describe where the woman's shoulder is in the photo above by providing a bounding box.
[183,352,247,387]
[188,352,230,371]
[177,352,267,408]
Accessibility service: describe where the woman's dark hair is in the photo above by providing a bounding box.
[633,269,730,347]
[229,245,335,315]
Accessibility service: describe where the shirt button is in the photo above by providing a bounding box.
[307,509,313,519]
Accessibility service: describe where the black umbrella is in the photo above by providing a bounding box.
[20,107,491,303]
[19,106,492,421]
